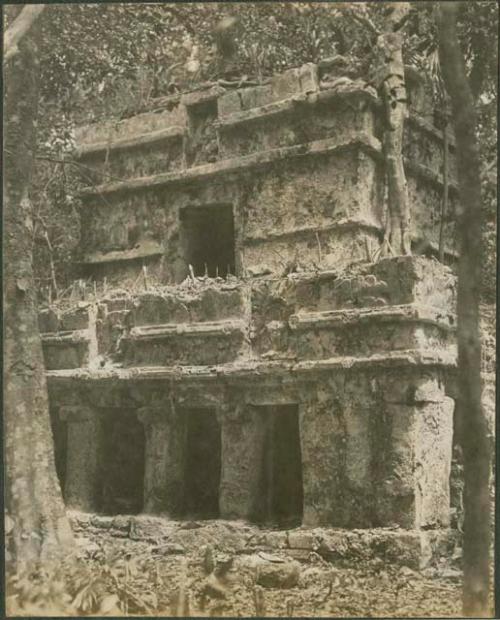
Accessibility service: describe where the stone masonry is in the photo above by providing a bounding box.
[41,62,463,563]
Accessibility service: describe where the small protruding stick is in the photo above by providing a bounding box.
[315,231,322,265]
[253,585,266,617]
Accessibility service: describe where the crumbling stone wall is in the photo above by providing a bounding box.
[73,62,457,286]
[40,63,470,561]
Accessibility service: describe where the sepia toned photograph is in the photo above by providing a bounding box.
[3,1,497,617]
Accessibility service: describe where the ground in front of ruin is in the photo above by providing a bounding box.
[70,512,474,617]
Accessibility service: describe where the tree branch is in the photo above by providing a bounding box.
[4,5,45,63]
[344,6,381,37]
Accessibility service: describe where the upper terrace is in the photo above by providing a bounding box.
[73,61,458,287]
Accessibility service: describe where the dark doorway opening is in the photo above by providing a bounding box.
[101,409,145,515]
[255,405,303,528]
[183,407,221,519]
[49,409,67,494]
[180,205,236,278]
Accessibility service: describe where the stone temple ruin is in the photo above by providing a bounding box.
[41,61,476,563]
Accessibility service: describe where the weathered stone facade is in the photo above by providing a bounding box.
[41,63,464,562]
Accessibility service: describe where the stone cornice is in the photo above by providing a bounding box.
[79,133,382,199]
[46,348,457,386]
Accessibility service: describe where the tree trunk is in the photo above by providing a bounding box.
[376,2,412,256]
[4,14,74,572]
[436,3,491,616]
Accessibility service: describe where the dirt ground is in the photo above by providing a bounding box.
[71,515,475,618]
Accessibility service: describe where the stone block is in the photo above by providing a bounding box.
[369,530,422,569]
[298,63,320,94]
[272,64,318,101]
[218,91,242,117]
[287,531,318,551]
[264,531,288,549]
[256,559,301,588]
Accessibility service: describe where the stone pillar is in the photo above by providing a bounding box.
[60,405,103,512]
[218,396,266,521]
[137,402,184,516]
[300,383,346,528]
[377,372,454,529]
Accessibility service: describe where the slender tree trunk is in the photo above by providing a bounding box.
[4,12,74,572]
[436,3,491,616]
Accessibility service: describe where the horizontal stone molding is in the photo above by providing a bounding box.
[79,133,382,199]
[244,218,382,245]
[41,329,90,344]
[127,319,247,340]
[76,125,185,158]
[288,304,456,332]
[181,85,225,107]
[79,242,164,265]
[46,347,457,384]
[217,96,301,128]
[217,87,380,129]
[404,158,458,194]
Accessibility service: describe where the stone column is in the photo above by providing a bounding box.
[59,405,103,512]
[377,372,454,529]
[300,385,345,528]
[137,402,184,516]
[218,395,266,521]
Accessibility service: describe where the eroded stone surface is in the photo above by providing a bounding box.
[39,63,487,564]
